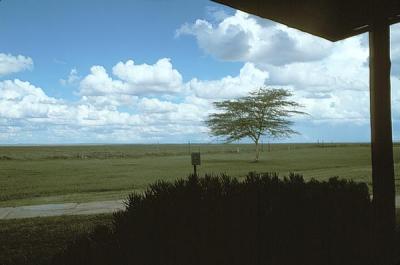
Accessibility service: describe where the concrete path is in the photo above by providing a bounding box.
[1,196,400,220]
[0,200,125,220]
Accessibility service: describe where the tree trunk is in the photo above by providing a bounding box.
[255,140,260,162]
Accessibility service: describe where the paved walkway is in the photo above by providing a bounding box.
[1,196,400,220]
[0,200,125,220]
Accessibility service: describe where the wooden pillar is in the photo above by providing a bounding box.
[369,21,395,262]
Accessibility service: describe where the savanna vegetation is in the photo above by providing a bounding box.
[206,88,306,161]
[1,143,400,207]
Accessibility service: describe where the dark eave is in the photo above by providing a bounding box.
[212,0,400,42]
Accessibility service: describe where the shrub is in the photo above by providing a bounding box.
[53,173,374,265]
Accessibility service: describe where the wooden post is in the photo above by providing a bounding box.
[191,152,201,177]
[369,20,395,262]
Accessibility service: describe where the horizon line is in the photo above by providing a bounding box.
[1,141,399,147]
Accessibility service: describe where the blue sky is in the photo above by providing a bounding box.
[0,0,399,144]
[1,0,239,95]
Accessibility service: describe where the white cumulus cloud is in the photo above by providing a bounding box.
[112,58,183,93]
[188,62,269,99]
[0,76,213,143]
[176,10,332,66]
[175,8,382,127]
[0,79,60,120]
[79,58,184,107]
[0,53,33,76]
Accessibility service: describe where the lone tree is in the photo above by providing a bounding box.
[206,87,306,162]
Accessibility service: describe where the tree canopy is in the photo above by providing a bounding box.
[206,87,306,161]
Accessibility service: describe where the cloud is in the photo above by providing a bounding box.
[390,24,400,76]
[79,58,184,106]
[204,5,230,22]
[175,9,389,130]
[2,30,400,144]
[0,79,60,120]
[0,77,212,143]
[0,53,33,76]
[264,36,369,94]
[176,10,332,66]
[0,52,380,144]
[79,58,270,106]
[0,79,136,126]
[256,35,372,125]
[79,65,136,106]
[60,68,80,86]
[176,7,385,128]
[187,62,269,99]
[138,97,178,113]
[112,58,183,93]
[294,90,370,125]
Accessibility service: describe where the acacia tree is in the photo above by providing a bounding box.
[206,88,306,162]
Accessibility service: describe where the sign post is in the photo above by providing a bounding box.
[191,152,201,176]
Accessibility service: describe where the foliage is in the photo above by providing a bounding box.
[206,88,306,161]
[53,173,376,265]
[0,214,113,265]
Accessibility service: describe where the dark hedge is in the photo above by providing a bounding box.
[53,173,375,265]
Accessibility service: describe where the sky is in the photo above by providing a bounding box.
[0,0,399,144]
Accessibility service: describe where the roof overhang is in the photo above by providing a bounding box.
[212,0,400,41]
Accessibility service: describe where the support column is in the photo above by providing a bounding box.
[369,22,395,262]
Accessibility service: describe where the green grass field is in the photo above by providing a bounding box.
[1,143,399,207]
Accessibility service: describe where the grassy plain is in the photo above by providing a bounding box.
[0,143,399,207]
